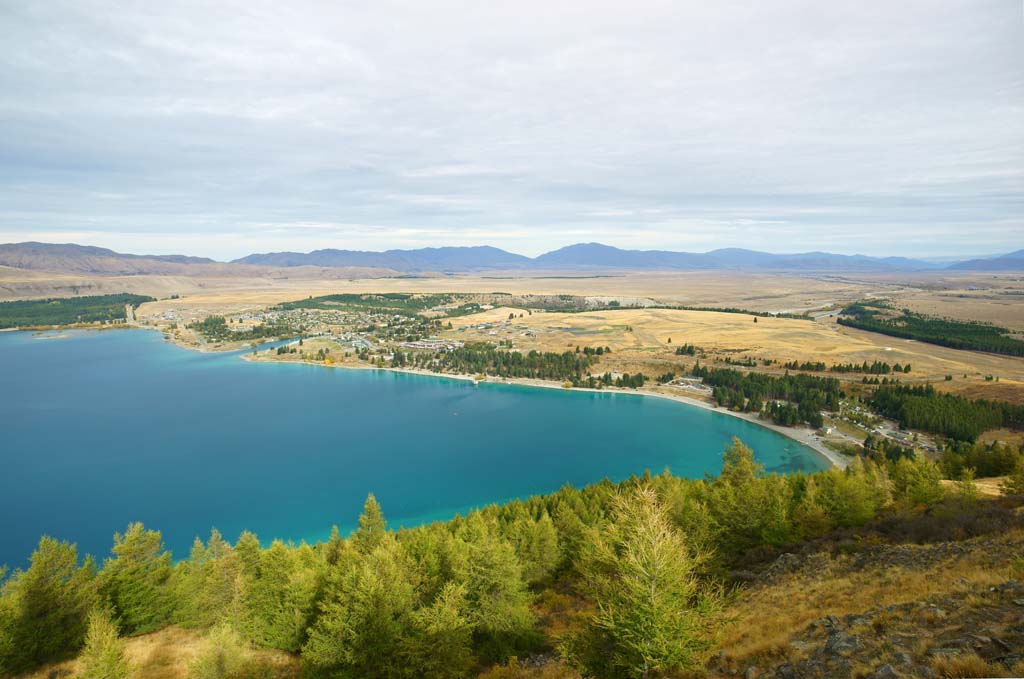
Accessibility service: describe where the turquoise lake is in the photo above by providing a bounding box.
[0,328,827,568]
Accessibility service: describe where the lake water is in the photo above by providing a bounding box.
[0,328,827,567]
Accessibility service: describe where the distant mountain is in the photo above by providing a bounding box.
[0,241,397,278]
[947,249,1024,271]
[531,243,938,272]
[234,246,533,271]
[7,240,1013,276]
[0,242,219,275]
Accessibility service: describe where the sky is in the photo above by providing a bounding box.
[0,1,1021,260]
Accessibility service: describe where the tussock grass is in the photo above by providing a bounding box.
[18,626,299,679]
[716,529,1022,665]
[931,652,998,678]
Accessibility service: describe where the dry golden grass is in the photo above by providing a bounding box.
[939,477,1009,497]
[938,379,1024,405]
[897,274,1024,332]
[978,429,1024,446]
[931,652,1008,678]
[21,268,895,319]
[18,626,299,679]
[716,529,1023,666]
[478,660,583,679]
[444,307,1024,392]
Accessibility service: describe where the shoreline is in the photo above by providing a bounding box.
[8,326,850,469]
[244,352,850,469]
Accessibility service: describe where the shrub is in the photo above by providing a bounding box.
[79,609,130,679]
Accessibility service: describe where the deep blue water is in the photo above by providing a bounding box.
[0,328,826,568]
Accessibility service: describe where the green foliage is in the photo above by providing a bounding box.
[0,537,97,675]
[0,293,154,328]
[187,316,294,342]
[830,360,908,375]
[706,439,795,552]
[889,455,945,507]
[564,486,724,679]
[792,477,833,540]
[941,440,1024,478]
[817,458,891,527]
[174,529,241,629]
[305,535,424,678]
[453,513,537,661]
[99,523,174,635]
[871,385,1024,442]
[412,346,598,383]
[693,365,838,428]
[509,511,561,585]
[79,608,131,679]
[1,438,960,678]
[862,433,914,463]
[403,582,475,679]
[276,292,478,318]
[838,305,1024,357]
[238,540,317,652]
[354,493,388,555]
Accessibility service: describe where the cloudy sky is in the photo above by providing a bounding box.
[0,1,1021,260]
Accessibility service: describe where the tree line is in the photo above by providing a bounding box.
[940,440,1024,479]
[0,293,154,328]
[2,438,958,679]
[408,345,599,383]
[187,315,296,342]
[692,365,841,428]
[870,385,1024,442]
[830,361,911,375]
[838,305,1024,357]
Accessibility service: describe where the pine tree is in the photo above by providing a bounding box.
[79,609,130,679]
[354,493,387,555]
[99,523,174,634]
[403,582,475,679]
[515,512,560,584]
[240,540,316,652]
[707,439,794,552]
[0,537,97,675]
[793,477,832,539]
[454,513,536,660]
[564,487,724,679]
[889,456,944,507]
[303,535,417,678]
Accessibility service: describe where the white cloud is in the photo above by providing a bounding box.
[0,0,1020,258]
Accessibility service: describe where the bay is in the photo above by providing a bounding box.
[0,328,827,568]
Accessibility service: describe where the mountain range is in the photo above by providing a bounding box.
[2,241,1023,276]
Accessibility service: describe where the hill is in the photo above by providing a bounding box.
[239,242,944,272]
[234,245,533,271]
[0,242,398,281]
[0,242,218,275]
[4,241,1022,276]
[948,249,1024,272]
[534,244,938,271]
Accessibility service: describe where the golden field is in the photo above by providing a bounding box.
[442,306,1024,401]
